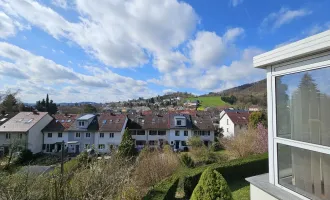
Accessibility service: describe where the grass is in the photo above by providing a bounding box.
[229,179,250,200]
[184,96,228,107]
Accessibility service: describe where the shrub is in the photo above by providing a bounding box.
[76,151,88,163]
[221,125,268,158]
[190,146,216,165]
[191,168,232,200]
[187,136,204,149]
[134,149,180,189]
[210,142,222,152]
[180,153,194,168]
[15,149,33,164]
[183,153,268,198]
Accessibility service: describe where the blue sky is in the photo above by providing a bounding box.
[0,0,329,103]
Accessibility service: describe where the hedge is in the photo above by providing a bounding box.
[183,153,268,198]
[143,175,180,200]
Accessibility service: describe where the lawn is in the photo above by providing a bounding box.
[229,179,250,200]
[185,96,228,107]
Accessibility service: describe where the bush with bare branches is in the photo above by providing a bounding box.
[221,123,268,158]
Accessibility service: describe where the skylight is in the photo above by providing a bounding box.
[103,120,107,124]
[0,118,7,122]
[61,120,65,123]
[67,119,71,122]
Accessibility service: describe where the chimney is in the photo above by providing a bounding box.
[33,110,39,115]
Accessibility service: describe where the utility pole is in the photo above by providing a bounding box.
[60,140,64,198]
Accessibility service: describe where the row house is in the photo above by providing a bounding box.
[42,113,128,154]
[127,112,215,150]
[0,112,53,154]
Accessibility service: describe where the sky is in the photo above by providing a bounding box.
[0,0,329,103]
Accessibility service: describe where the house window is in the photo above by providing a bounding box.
[194,131,198,136]
[227,119,229,125]
[130,130,136,135]
[149,130,157,135]
[274,66,330,200]
[184,131,188,136]
[109,133,114,138]
[48,133,52,138]
[100,133,104,138]
[19,133,23,139]
[5,133,10,139]
[137,130,145,135]
[86,132,90,138]
[158,130,166,135]
[98,144,105,149]
[85,144,90,149]
[181,141,186,146]
[226,128,228,132]
[136,140,146,146]
[175,130,180,136]
[58,132,62,138]
[78,121,85,126]
[177,120,182,126]
[76,132,81,138]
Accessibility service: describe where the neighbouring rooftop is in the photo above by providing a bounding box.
[0,112,49,132]
[77,114,95,120]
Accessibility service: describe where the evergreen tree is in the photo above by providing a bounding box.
[191,168,233,200]
[118,128,137,158]
[46,94,49,109]
[1,94,19,112]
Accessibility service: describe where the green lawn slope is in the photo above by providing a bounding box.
[185,96,229,108]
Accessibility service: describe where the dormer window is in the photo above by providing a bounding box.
[78,121,85,127]
[177,120,182,126]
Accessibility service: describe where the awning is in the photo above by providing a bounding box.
[67,141,79,144]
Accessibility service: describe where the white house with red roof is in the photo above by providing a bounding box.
[219,109,250,137]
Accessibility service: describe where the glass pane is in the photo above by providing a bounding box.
[278,144,330,200]
[276,67,330,146]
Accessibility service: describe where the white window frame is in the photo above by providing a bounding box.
[269,55,330,200]
[5,133,10,139]
[48,133,52,138]
[75,132,81,138]
[85,132,90,138]
[109,133,114,138]
[100,133,104,138]
[58,132,62,138]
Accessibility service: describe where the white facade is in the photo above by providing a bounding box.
[249,30,330,200]
[219,113,235,137]
[27,114,53,153]
[44,132,68,144]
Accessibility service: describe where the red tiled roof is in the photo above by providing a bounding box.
[98,113,127,132]
[226,111,250,125]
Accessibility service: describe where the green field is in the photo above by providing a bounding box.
[185,96,228,108]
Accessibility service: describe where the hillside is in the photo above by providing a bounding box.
[184,96,229,109]
[219,79,266,97]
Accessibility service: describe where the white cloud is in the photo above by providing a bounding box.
[188,28,244,68]
[0,42,155,102]
[230,0,244,7]
[149,47,265,91]
[303,22,330,36]
[260,7,312,32]
[0,11,29,38]
[1,0,198,68]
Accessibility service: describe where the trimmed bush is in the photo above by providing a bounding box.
[183,153,268,198]
[180,154,194,168]
[143,176,179,200]
[191,168,232,200]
